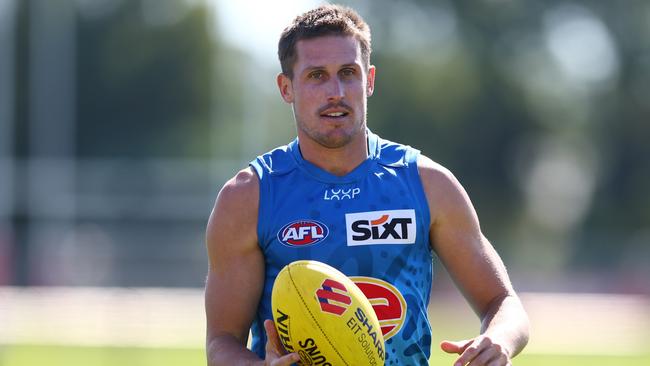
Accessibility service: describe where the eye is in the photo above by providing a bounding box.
[308,70,324,80]
[341,68,355,77]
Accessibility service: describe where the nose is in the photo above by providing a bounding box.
[327,78,345,102]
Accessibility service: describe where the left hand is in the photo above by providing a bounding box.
[262,319,300,365]
[440,335,511,366]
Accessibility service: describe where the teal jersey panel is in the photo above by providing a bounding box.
[249,130,434,365]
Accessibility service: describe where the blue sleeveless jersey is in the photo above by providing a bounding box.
[249,131,434,365]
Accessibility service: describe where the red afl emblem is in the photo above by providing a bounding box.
[277,220,329,247]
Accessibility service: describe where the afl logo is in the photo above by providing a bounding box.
[277,220,329,247]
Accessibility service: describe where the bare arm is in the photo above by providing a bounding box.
[205,167,298,366]
[418,156,529,366]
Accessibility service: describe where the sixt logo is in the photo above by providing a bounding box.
[316,279,351,316]
[277,220,329,247]
[345,209,416,246]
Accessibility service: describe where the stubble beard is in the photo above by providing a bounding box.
[296,114,367,149]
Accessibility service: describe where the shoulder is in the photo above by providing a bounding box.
[207,167,259,245]
[416,154,477,226]
[218,167,260,204]
[211,167,259,220]
[416,154,462,194]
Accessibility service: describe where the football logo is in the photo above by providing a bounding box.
[316,279,352,316]
[274,309,295,353]
[350,276,407,340]
[278,220,329,247]
[297,338,331,365]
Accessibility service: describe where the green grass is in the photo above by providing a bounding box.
[0,345,204,366]
[513,354,650,366]
[2,345,649,366]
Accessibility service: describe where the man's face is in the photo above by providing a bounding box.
[277,35,375,149]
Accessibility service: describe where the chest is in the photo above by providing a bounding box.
[258,165,430,275]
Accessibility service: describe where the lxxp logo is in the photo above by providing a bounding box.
[316,279,351,316]
[345,209,416,246]
[323,187,361,200]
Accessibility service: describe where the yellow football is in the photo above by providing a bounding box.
[271,260,385,366]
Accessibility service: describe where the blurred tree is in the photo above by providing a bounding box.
[347,0,649,288]
[364,0,539,244]
[76,0,214,158]
[9,0,647,288]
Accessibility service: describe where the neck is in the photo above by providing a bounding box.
[297,130,368,176]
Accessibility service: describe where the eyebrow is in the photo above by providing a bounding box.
[301,63,361,74]
[340,63,361,69]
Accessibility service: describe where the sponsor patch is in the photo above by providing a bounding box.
[277,220,329,247]
[351,276,407,340]
[345,209,416,246]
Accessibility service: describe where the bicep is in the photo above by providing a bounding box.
[205,169,264,344]
[419,158,514,317]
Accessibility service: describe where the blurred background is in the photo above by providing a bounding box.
[0,0,649,365]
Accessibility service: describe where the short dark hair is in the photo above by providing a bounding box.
[278,4,372,79]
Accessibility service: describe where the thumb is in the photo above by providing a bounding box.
[263,319,284,355]
[440,339,472,354]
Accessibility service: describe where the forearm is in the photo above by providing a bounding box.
[207,334,262,366]
[480,294,530,357]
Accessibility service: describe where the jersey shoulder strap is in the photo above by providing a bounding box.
[373,133,421,168]
[249,141,298,179]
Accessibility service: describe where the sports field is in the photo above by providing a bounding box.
[1,287,649,366]
[2,344,650,366]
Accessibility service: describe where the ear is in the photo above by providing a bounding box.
[277,73,294,103]
[366,65,376,97]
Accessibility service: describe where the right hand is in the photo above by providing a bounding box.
[263,319,300,365]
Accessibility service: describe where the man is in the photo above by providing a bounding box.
[205,4,529,366]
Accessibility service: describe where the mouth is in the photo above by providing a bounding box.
[319,109,351,120]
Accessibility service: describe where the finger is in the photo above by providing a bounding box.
[452,339,483,366]
[486,357,510,366]
[485,353,510,366]
[471,338,509,366]
[272,352,300,366]
[263,319,285,355]
[468,346,499,366]
[440,339,472,354]
[468,337,501,365]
